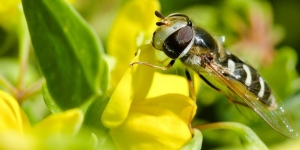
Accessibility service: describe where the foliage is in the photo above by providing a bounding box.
[0,0,299,149]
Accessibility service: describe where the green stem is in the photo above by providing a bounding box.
[17,7,31,93]
[0,75,17,95]
[20,78,44,103]
[194,122,258,137]
[194,122,268,149]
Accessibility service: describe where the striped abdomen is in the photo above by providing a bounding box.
[219,53,274,107]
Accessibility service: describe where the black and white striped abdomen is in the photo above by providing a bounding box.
[220,53,275,107]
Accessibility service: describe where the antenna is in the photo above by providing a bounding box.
[155,11,165,19]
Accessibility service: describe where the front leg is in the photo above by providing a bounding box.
[130,60,176,71]
[185,69,197,134]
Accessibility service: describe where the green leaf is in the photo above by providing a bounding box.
[42,83,62,113]
[180,129,203,150]
[82,96,118,149]
[21,0,108,110]
[83,97,117,150]
[83,95,109,132]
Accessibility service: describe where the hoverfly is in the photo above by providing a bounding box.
[130,11,298,138]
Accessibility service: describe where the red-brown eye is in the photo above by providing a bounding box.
[163,26,193,59]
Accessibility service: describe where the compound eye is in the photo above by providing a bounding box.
[163,26,193,59]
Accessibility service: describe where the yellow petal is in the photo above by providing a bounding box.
[0,132,34,150]
[0,0,20,12]
[143,72,196,122]
[0,90,31,133]
[102,44,156,128]
[146,73,190,98]
[109,71,196,149]
[0,0,21,30]
[33,108,83,137]
[110,94,193,150]
[144,72,197,121]
[107,0,160,88]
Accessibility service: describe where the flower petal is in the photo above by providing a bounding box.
[0,0,21,30]
[141,72,197,123]
[107,0,160,88]
[110,94,194,150]
[146,73,190,98]
[102,44,156,128]
[0,132,34,150]
[0,90,31,133]
[108,71,196,149]
[33,108,83,137]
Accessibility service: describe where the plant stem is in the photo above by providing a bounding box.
[0,75,18,95]
[194,122,268,149]
[19,78,44,103]
[17,6,31,94]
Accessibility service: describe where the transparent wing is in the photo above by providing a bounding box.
[205,62,298,138]
[200,71,260,122]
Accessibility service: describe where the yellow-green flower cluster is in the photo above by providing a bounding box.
[0,90,84,149]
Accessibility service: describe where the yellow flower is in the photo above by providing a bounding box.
[0,0,21,31]
[0,90,31,133]
[0,0,75,31]
[0,90,85,149]
[103,0,198,149]
[107,0,160,88]
[102,45,196,150]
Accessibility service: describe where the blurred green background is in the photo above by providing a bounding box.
[2,0,299,71]
[69,0,300,72]
[1,0,300,149]
[70,0,300,72]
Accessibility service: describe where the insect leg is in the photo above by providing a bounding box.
[185,69,197,133]
[130,60,175,71]
[226,95,249,108]
[199,74,220,92]
[199,74,248,108]
[185,69,196,101]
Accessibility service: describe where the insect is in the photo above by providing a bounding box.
[130,11,298,138]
